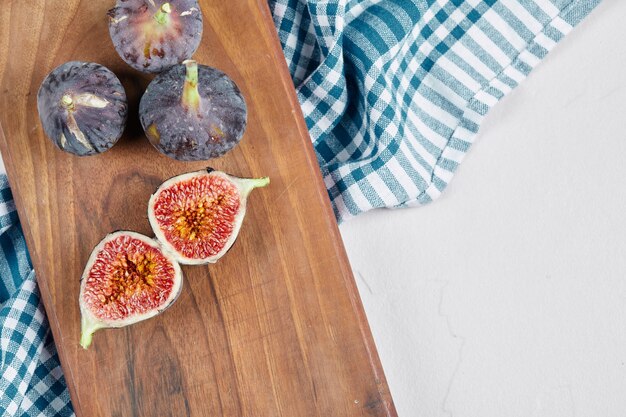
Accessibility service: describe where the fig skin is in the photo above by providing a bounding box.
[37,61,128,156]
[139,60,247,161]
[108,0,203,73]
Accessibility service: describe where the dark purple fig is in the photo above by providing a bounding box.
[37,61,128,156]
[139,60,247,161]
[108,0,203,73]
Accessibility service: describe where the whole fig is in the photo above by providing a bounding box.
[37,61,128,156]
[139,60,247,161]
[108,0,203,73]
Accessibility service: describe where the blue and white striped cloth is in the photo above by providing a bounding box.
[270,0,601,221]
[1,0,601,415]
[0,176,72,416]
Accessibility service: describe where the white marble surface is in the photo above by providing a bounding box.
[339,1,626,416]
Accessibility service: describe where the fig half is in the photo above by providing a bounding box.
[139,60,247,161]
[108,0,203,73]
[79,231,182,349]
[148,168,269,264]
[37,61,128,156]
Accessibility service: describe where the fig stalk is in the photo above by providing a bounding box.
[61,94,75,111]
[182,59,201,112]
[80,315,102,349]
[239,177,270,196]
[154,2,172,25]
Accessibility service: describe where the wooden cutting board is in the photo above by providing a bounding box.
[0,1,396,416]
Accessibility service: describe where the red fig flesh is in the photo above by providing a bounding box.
[79,231,182,349]
[148,169,269,264]
[79,170,268,348]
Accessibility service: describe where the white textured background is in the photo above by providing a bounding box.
[339,1,626,416]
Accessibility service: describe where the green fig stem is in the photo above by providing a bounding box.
[61,94,74,111]
[240,177,270,196]
[182,59,201,113]
[80,315,102,349]
[154,2,172,25]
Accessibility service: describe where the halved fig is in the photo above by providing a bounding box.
[108,0,203,73]
[139,60,247,161]
[148,168,269,264]
[79,231,182,349]
[37,61,128,156]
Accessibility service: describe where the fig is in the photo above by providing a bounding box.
[79,231,182,349]
[37,61,128,156]
[148,168,269,264]
[139,60,247,161]
[108,0,203,73]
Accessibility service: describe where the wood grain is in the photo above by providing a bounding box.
[0,1,396,416]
